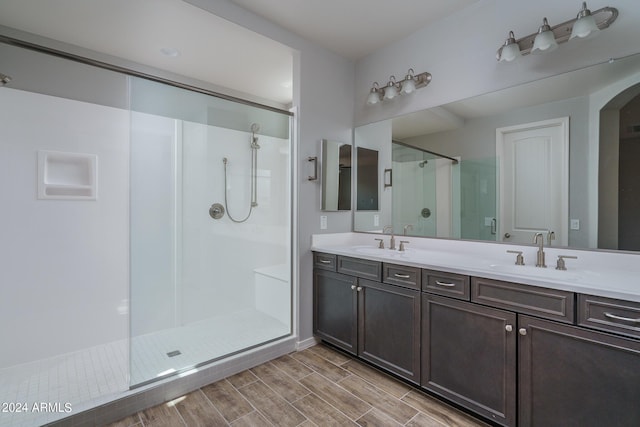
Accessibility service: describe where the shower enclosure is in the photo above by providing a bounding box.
[0,41,292,426]
[129,77,292,387]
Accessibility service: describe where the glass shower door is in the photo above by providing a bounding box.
[129,77,292,387]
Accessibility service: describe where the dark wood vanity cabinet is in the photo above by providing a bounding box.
[312,253,421,383]
[422,294,516,427]
[314,252,640,426]
[312,269,358,354]
[358,278,420,383]
[518,315,640,427]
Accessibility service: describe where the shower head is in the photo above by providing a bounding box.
[250,123,261,148]
[0,73,11,86]
[418,160,428,168]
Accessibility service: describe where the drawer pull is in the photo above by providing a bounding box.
[435,281,455,287]
[393,273,411,279]
[604,312,640,324]
[318,259,331,264]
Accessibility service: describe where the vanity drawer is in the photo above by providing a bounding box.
[313,252,337,271]
[383,263,421,290]
[471,277,574,323]
[578,294,640,339]
[422,269,470,300]
[337,256,382,281]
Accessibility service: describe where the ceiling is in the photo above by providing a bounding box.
[0,0,478,105]
[229,0,478,60]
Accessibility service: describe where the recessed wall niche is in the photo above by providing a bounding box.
[37,150,98,200]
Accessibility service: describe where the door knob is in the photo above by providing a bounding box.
[519,328,527,336]
[504,233,511,239]
[505,324,513,332]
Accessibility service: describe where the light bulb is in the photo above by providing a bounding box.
[367,82,380,105]
[532,18,558,54]
[400,69,416,95]
[383,76,398,100]
[570,2,599,40]
[499,31,521,62]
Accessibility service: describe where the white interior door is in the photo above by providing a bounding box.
[497,117,569,246]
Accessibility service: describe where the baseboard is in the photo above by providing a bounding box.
[296,336,319,350]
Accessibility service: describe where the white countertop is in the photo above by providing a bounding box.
[311,233,640,303]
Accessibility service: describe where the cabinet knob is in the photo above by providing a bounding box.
[519,328,527,336]
[351,285,356,290]
[356,286,362,292]
[505,324,513,332]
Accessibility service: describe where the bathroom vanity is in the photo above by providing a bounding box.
[312,233,640,427]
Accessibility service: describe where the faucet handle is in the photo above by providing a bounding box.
[506,250,525,265]
[399,241,409,252]
[556,255,577,270]
[374,238,384,249]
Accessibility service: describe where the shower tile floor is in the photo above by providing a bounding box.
[0,309,289,427]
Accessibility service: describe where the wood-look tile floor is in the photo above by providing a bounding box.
[107,344,489,427]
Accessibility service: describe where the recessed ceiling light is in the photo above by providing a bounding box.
[160,47,180,57]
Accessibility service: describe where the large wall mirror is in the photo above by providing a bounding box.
[321,139,352,211]
[355,52,640,253]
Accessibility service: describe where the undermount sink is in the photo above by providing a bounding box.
[488,264,582,281]
[352,246,403,257]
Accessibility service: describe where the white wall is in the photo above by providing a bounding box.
[355,0,640,127]
[0,88,129,368]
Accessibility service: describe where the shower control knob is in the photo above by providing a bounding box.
[209,203,225,220]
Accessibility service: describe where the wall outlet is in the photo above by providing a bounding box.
[374,214,379,227]
[570,219,580,230]
[320,215,327,230]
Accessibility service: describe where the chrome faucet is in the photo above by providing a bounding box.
[403,224,414,235]
[533,232,546,268]
[383,225,396,250]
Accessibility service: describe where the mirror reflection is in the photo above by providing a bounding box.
[355,53,640,252]
[356,147,379,211]
[321,139,352,211]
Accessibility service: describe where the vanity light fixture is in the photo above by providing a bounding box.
[496,2,617,62]
[367,68,431,105]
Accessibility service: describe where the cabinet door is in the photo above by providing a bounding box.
[313,269,357,354]
[358,279,421,384]
[422,294,516,427]
[519,315,640,427]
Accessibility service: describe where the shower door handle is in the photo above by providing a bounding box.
[308,156,318,181]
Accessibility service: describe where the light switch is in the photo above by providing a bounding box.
[374,214,379,227]
[320,215,327,230]
[570,219,580,230]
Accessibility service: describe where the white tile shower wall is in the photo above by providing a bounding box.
[0,88,129,369]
